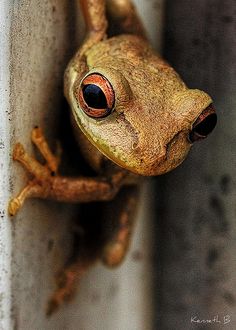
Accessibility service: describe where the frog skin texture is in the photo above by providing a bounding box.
[8,0,217,315]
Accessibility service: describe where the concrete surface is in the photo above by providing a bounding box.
[0,0,163,329]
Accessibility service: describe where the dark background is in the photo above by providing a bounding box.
[155,1,236,329]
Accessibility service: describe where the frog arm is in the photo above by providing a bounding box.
[48,171,127,203]
[79,0,108,55]
[106,0,147,39]
[8,127,128,216]
[64,1,108,92]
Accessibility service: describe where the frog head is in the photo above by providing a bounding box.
[65,35,216,176]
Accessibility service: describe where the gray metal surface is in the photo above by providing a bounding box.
[155,1,236,329]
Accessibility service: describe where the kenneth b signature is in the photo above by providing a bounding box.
[191,315,231,325]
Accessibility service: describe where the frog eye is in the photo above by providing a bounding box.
[77,73,115,118]
[189,104,217,143]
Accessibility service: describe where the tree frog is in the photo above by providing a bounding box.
[8,0,217,315]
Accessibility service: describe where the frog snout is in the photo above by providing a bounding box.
[189,104,217,143]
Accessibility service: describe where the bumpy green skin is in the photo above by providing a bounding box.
[65,35,212,176]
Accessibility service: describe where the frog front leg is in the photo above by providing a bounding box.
[77,0,108,57]
[8,128,127,216]
[106,0,147,39]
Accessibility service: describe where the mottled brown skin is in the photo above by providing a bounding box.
[8,0,215,315]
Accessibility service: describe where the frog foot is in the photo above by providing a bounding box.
[46,260,90,316]
[8,127,60,216]
[46,268,77,316]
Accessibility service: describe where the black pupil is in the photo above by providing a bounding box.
[82,84,107,109]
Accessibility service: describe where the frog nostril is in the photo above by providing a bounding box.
[189,104,217,143]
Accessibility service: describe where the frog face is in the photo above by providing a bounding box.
[65,35,217,176]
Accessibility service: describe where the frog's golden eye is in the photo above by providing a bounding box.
[77,73,115,118]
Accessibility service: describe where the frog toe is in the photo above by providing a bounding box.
[8,198,21,216]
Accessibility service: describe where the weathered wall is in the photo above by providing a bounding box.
[0,0,164,329]
[155,1,236,329]
[9,1,80,329]
[0,1,12,329]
